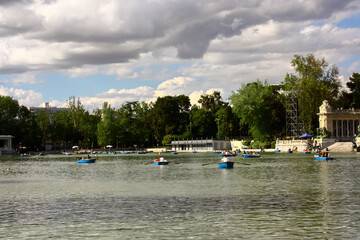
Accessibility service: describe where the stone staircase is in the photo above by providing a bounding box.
[324,142,354,152]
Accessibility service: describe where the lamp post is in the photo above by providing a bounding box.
[216,118,220,139]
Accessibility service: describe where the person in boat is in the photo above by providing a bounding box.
[159,156,166,162]
[88,154,90,159]
[221,157,229,162]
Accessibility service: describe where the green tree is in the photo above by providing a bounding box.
[116,101,152,148]
[198,91,227,114]
[215,105,239,139]
[282,53,340,133]
[230,80,284,141]
[151,95,190,144]
[188,105,217,138]
[0,96,21,136]
[35,110,52,147]
[346,72,360,109]
[52,111,72,149]
[97,102,116,147]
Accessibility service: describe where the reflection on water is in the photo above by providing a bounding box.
[0,152,360,239]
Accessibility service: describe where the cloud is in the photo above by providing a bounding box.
[0,0,357,74]
[0,73,44,85]
[0,0,359,111]
[80,86,156,111]
[0,86,43,106]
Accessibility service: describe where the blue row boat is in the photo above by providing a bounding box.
[242,154,260,158]
[213,151,221,154]
[78,159,96,163]
[274,150,281,153]
[20,154,31,157]
[218,162,234,169]
[302,151,311,154]
[287,150,293,153]
[154,161,168,165]
[171,152,178,155]
[314,155,334,161]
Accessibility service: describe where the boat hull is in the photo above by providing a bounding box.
[242,154,260,158]
[218,162,234,169]
[314,155,334,161]
[154,161,168,165]
[302,152,311,154]
[20,154,31,157]
[78,159,96,163]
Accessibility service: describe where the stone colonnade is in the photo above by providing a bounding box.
[318,100,360,141]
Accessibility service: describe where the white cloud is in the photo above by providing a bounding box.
[0,0,358,110]
[0,73,44,85]
[0,86,43,106]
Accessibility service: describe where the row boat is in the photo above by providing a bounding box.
[78,159,96,163]
[154,161,169,165]
[218,162,234,169]
[242,154,260,158]
[314,155,334,161]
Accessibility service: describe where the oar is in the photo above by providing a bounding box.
[239,162,251,165]
[202,162,217,166]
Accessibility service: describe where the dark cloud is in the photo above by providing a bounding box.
[0,0,34,6]
[0,0,358,73]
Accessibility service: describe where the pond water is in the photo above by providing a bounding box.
[1,152,360,239]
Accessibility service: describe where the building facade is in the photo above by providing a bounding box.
[170,139,231,151]
[317,100,360,141]
[0,135,15,155]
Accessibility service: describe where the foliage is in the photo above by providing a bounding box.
[282,54,340,133]
[346,72,360,109]
[250,140,270,149]
[188,105,216,138]
[96,102,116,147]
[116,101,153,148]
[161,134,181,146]
[230,80,284,141]
[151,95,190,144]
[198,91,227,113]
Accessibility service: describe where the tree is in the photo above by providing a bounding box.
[151,95,190,144]
[116,101,152,148]
[0,96,21,136]
[215,105,240,139]
[346,72,360,109]
[97,102,116,147]
[35,110,52,147]
[282,53,340,133]
[198,91,227,114]
[189,105,217,138]
[230,80,284,141]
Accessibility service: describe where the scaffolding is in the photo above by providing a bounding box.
[285,91,303,137]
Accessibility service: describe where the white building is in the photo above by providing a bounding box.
[170,139,231,151]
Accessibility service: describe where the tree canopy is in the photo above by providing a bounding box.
[230,80,284,141]
[282,53,340,133]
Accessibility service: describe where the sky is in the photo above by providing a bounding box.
[0,0,359,111]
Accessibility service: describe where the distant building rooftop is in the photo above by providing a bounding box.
[30,102,68,115]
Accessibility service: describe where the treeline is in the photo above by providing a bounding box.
[1,54,360,150]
